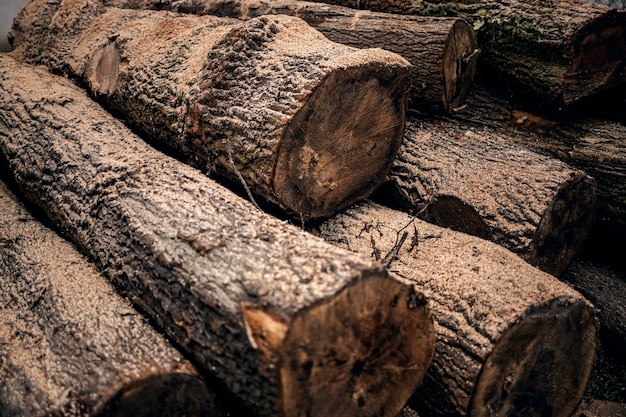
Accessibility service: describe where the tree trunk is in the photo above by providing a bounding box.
[313,201,598,417]
[372,116,597,277]
[0,55,435,417]
[562,258,626,352]
[453,84,626,271]
[9,0,411,220]
[0,180,222,417]
[102,0,479,114]
[308,0,626,111]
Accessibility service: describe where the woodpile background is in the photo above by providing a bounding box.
[0,0,625,416]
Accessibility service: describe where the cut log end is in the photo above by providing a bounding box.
[531,173,597,277]
[443,20,479,112]
[564,9,626,105]
[279,274,435,417]
[273,63,410,219]
[471,297,597,417]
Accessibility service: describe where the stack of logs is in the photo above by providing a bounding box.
[0,0,624,415]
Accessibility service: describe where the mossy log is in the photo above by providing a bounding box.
[453,84,626,270]
[103,0,479,114]
[313,201,598,417]
[9,0,411,220]
[0,180,220,417]
[373,116,597,277]
[0,55,435,417]
[308,0,626,110]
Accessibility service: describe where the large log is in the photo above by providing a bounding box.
[372,116,597,277]
[102,0,479,114]
[0,55,435,417]
[453,84,626,270]
[9,0,411,220]
[313,201,598,417]
[0,180,221,417]
[309,0,626,111]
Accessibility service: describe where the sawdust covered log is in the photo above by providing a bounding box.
[0,180,220,417]
[10,0,411,219]
[453,85,626,270]
[373,116,597,277]
[0,55,434,417]
[313,201,598,417]
[309,0,626,110]
[102,0,479,114]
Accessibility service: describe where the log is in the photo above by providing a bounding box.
[0,55,435,417]
[372,116,597,277]
[452,84,626,270]
[102,0,479,114]
[0,180,221,416]
[313,201,598,417]
[9,0,411,220]
[309,0,626,111]
[562,258,626,351]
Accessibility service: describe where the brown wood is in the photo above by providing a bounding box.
[0,55,434,417]
[102,0,479,114]
[313,201,598,417]
[9,0,411,220]
[453,84,626,269]
[562,258,626,351]
[308,0,626,111]
[0,180,221,417]
[373,116,597,277]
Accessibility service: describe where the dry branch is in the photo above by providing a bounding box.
[309,0,626,110]
[0,180,220,417]
[102,0,479,114]
[0,55,435,417]
[373,116,597,277]
[10,0,411,219]
[313,201,598,417]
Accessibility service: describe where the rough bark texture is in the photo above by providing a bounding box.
[372,116,597,277]
[453,84,626,270]
[585,0,625,8]
[0,55,434,417]
[10,0,411,220]
[313,201,598,417]
[0,180,220,417]
[310,0,626,110]
[562,259,626,351]
[103,0,479,114]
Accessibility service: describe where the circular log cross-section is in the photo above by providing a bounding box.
[274,65,407,217]
[280,275,433,417]
[442,19,478,112]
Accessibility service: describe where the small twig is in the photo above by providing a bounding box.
[224,138,261,211]
[382,230,408,268]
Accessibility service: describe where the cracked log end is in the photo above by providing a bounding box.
[531,172,597,277]
[471,297,597,417]
[443,20,479,112]
[277,274,435,417]
[565,9,626,105]
[273,62,410,220]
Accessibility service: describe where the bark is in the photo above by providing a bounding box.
[562,258,626,351]
[452,84,626,268]
[0,55,434,417]
[585,0,625,8]
[313,201,598,417]
[102,0,479,114]
[0,180,222,417]
[308,0,626,110]
[9,0,411,220]
[372,116,597,277]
